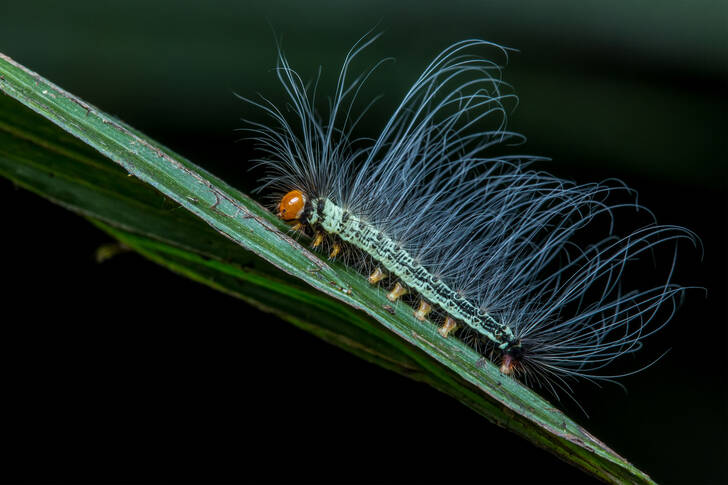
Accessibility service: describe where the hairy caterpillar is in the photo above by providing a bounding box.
[241,35,698,397]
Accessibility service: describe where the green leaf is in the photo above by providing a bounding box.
[0,52,655,484]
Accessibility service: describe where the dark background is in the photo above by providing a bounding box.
[1,1,726,484]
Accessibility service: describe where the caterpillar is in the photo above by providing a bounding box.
[241,35,699,397]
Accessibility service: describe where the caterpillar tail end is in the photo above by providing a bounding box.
[413,299,432,321]
[368,267,387,285]
[387,282,408,302]
[438,317,459,338]
[500,353,515,375]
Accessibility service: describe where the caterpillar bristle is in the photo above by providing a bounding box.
[242,33,701,403]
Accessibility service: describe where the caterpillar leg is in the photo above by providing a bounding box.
[328,242,341,259]
[413,299,432,321]
[311,231,324,248]
[500,354,516,375]
[289,221,303,232]
[368,267,387,284]
[387,282,408,302]
[438,316,459,338]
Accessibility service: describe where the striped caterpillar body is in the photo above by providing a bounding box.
[284,194,518,351]
[243,35,698,396]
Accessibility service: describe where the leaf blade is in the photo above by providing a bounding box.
[0,52,654,484]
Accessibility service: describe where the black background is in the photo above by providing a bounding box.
[1,2,726,484]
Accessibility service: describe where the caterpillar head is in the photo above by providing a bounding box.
[278,190,307,221]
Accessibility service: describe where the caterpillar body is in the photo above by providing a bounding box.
[243,36,698,396]
[288,194,516,347]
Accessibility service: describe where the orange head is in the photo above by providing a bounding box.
[278,190,307,221]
